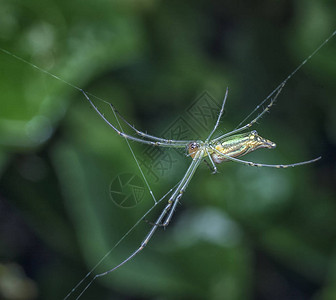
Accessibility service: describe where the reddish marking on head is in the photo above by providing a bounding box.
[188,142,199,158]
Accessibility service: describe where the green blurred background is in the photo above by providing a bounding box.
[0,0,336,299]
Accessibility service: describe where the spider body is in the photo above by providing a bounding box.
[187,130,276,164]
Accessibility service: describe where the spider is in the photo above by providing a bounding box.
[1,29,334,300]
[79,81,320,280]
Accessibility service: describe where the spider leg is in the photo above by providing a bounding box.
[79,150,204,283]
[109,103,193,145]
[148,150,205,227]
[65,183,182,300]
[212,82,285,142]
[81,89,188,148]
[162,150,204,226]
[210,146,321,168]
[203,159,215,173]
[86,200,174,287]
[206,87,229,142]
[205,148,218,174]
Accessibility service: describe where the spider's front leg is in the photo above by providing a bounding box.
[162,151,204,227]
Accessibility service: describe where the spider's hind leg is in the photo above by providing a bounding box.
[203,159,217,174]
[205,148,218,174]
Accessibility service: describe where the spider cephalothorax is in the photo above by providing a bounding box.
[187,141,201,158]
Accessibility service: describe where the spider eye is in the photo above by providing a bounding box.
[191,142,198,149]
[188,142,199,155]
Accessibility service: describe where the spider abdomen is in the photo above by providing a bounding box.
[211,130,276,164]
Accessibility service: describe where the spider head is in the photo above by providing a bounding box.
[187,142,200,158]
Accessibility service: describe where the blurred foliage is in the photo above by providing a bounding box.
[0,0,336,300]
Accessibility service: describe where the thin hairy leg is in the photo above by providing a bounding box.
[73,201,173,300]
[233,30,336,132]
[212,83,285,143]
[163,150,205,226]
[108,103,193,145]
[206,87,229,142]
[205,148,218,174]
[81,89,188,148]
[77,149,204,294]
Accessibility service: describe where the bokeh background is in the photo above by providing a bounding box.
[1,1,336,299]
